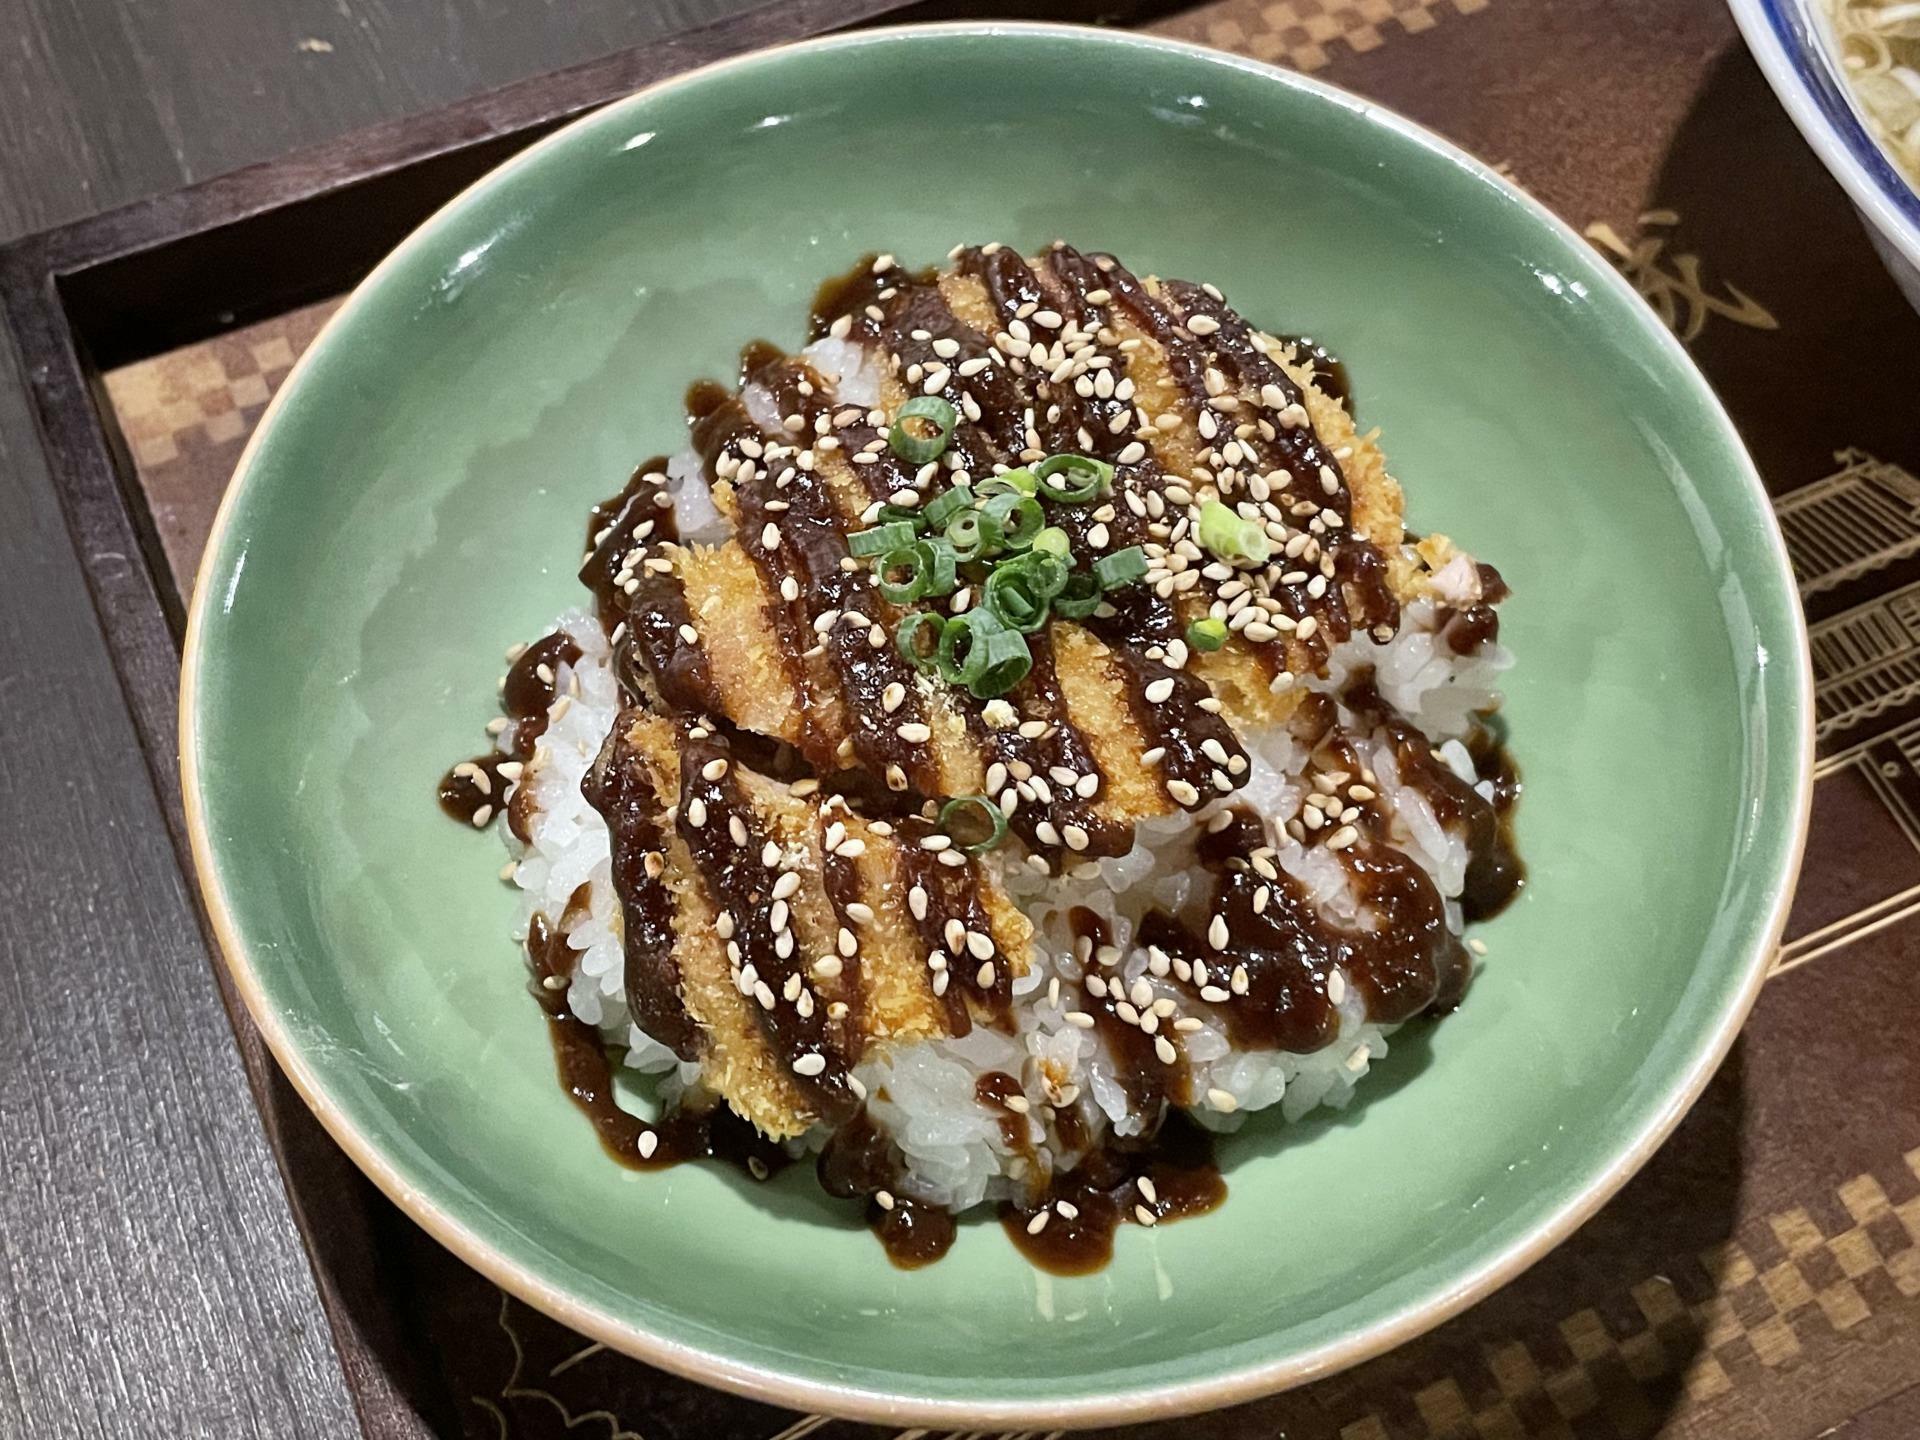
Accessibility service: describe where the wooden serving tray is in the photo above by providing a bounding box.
[7,0,1920,1435]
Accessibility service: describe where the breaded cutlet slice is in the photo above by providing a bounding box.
[607,710,1032,1139]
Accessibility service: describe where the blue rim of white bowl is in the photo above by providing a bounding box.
[1737,0,1920,255]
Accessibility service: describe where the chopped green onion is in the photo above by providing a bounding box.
[939,794,1008,854]
[1017,549,1070,600]
[1034,453,1113,503]
[936,609,1032,696]
[984,563,1050,633]
[971,629,1033,697]
[1198,499,1273,565]
[874,546,930,605]
[848,520,918,557]
[876,503,927,529]
[1187,617,1229,652]
[938,609,1005,686]
[945,509,1003,562]
[1032,526,1071,559]
[916,537,958,597]
[1092,545,1149,590]
[1052,572,1103,619]
[980,492,1044,550]
[920,483,975,530]
[889,396,957,463]
[979,467,1038,498]
[896,612,947,673]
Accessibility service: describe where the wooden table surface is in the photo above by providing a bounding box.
[0,5,761,1434]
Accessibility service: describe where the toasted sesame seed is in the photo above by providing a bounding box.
[793,1053,827,1077]
[896,721,932,743]
[1328,970,1348,1005]
[908,885,929,920]
[1135,1203,1158,1226]
[1144,677,1176,704]
[875,1188,895,1211]
[701,757,729,782]
[966,930,996,961]
[882,682,906,713]
[729,816,749,846]
[1167,779,1200,806]
[772,871,801,901]
[1065,1011,1095,1029]
[1326,824,1359,851]
[1004,1094,1031,1114]
[1026,1210,1050,1235]
[813,956,844,980]
[1154,1036,1178,1064]
[1469,938,1489,956]
[932,969,951,997]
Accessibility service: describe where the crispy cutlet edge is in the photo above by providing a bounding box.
[1047,627,1181,825]
[673,542,808,744]
[618,711,818,1141]
[828,804,952,1045]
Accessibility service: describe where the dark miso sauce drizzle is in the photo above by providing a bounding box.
[443,247,1523,1272]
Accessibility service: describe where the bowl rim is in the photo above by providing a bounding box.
[179,19,1815,1427]
[1727,0,1920,272]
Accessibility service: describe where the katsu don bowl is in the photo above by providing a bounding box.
[181,22,1811,1426]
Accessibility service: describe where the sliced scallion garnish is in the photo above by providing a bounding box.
[1032,526,1071,559]
[848,520,918,557]
[896,612,947,673]
[1034,453,1113,503]
[971,629,1033,697]
[979,467,1038,498]
[920,483,975,530]
[939,794,1009,854]
[980,492,1044,550]
[945,509,1002,562]
[916,537,958,597]
[1187,617,1229,652]
[1051,571,1103,619]
[1197,499,1272,565]
[874,545,931,605]
[1092,545,1149,590]
[936,609,1031,697]
[888,396,958,463]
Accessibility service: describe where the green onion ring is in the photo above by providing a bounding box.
[1051,571,1103,620]
[888,396,958,463]
[847,519,918,557]
[896,612,947,673]
[874,545,929,605]
[938,794,1009,854]
[981,492,1044,549]
[1034,453,1113,503]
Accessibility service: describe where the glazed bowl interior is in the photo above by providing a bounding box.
[182,23,1809,1424]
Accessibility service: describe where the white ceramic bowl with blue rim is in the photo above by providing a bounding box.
[1729,0,1920,309]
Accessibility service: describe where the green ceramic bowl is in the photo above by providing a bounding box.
[181,22,1811,1426]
